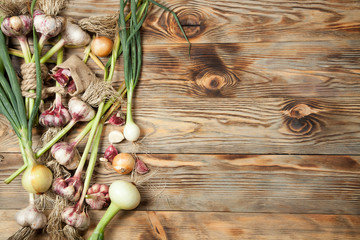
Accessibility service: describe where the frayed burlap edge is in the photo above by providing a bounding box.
[81,77,119,107]
[78,13,119,39]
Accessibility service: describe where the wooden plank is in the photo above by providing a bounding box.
[10,41,360,98]
[63,0,360,44]
[1,210,359,239]
[2,94,360,154]
[1,153,359,214]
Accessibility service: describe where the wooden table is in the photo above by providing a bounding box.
[1,0,360,239]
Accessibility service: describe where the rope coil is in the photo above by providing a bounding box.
[20,63,66,99]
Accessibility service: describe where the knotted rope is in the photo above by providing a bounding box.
[20,63,66,99]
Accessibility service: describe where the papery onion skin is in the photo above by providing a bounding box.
[22,165,53,194]
[112,153,135,175]
[109,180,141,210]
[91,36,113,57]
[123,121,140,142]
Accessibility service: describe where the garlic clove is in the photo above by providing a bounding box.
[103,144,118,163]
[135,158,150,175]
[106,112,125,126]
[51,68,72,87]
[39,101,71,128]
[108,130,124,144]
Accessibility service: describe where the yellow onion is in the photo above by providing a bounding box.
[91,36,113,57]
[112,153,135,175]
[22,165,53,194]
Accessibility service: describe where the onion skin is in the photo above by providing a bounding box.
[91,36,113,57]
[22,165,53,194]
[112,153,135,175]
[123,121,140,142]
[109,180,140,210]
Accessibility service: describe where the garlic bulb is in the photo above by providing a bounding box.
[39,100,71,128]
[62,205,90,231]
[33,10,65,39]
[85,184,110,210]
[1,15,32,37]
[16,205,47,230]
[53,177,83,202]
[68,97,96,122]
[51,142,80,170]
[62,20,91,46]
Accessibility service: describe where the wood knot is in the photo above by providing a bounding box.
[280,100,325,136]
[167,6,205,40]
[193,68,239,97]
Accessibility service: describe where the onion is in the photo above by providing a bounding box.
[112,153,135,175]
[91,36,113,57]
[88,180,140,239]
[123,121,140,142]
[22,164,53,194]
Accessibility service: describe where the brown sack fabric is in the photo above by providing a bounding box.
[52,55,95,96]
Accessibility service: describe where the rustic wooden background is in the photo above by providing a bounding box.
[1,0,360,239]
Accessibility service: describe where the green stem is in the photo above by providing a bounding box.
[88,203,120,240]
[35,83,126,159]
[83,43,91,63]
[17,36,32,63]
[35,119,77,158]
[40,38,65,64]
[126,86,134,123]
[74,102,105,177]
[30,36,46,63]
[3,139,29,183]
[78,122,104,208]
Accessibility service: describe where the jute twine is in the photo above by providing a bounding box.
[20,63,66,99]
[78,13,119,39]
[7,227,37,240]
[37,0,68,16]
[0,0,28,17]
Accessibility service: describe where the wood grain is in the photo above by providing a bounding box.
[2,95,360,154]
[63,0,360,44]
[1,210,359,240]
[1,153,359,214]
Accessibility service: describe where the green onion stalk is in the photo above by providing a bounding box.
[1,1,53,195]
[88,0,189,237]
[120,0,190,142]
